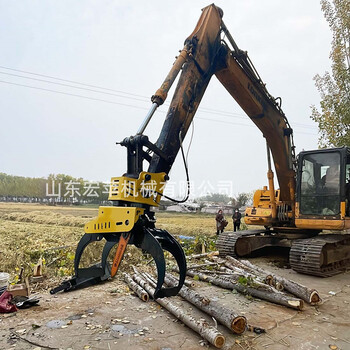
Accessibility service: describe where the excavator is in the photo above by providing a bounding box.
[51,4,350,296]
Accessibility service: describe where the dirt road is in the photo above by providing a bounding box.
[1,258,349,350]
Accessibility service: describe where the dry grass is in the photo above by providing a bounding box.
[0,211,88,227]
[157,212,218,236]
[0,203,221,288]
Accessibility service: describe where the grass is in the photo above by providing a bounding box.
[0,203,223,287]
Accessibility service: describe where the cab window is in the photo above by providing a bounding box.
[300,152,340,216]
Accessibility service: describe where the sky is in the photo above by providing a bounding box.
[0,0,333,199]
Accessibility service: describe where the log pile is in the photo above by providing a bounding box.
[173,254,321,308]
[128,269,227,348]
[236,258,321,305]
[122,250,321,348]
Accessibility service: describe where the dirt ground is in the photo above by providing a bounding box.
[1,257,349,350]
[1,203,350,350]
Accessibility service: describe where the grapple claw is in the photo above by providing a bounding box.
[51,214,186,299]
[50,233,120,294]
[137,228,187,299]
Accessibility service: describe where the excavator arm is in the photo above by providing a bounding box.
[52,4,299,296]
[148,5,296,225]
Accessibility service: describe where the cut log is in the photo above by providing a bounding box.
[225,256,274,285]
[196,270,235,276]
[239,259,321,305]
[131,270,225,348]
[184,279,196,288]
[219,266,235,274]
[187,262,219,270]
[162,273,246,334]
[188,251,219,260]
[184,270,304,311]
[123,273,149,302]
[224,260,272,285]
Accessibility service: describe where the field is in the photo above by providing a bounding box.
[1,202,350,350]
[0,203,219,285]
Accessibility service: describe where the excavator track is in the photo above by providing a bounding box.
[217,230,269,258]
[217,231,350,277]
[216,232,240,258]
[289,234,350,277]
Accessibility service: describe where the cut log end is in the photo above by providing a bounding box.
[265,275,274,286]
[141,293,149,302]
[287,299,304,310]
[275,282,284,291]
[310,290,322,305]
[231,316,247,334]
[214,334,225,348]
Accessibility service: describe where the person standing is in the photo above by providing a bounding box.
[215,209,227,235]
[232,209,242,232]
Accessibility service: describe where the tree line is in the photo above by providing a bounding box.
[0,173,109,203]
[0,173,253,208]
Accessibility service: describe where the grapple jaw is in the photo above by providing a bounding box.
[50,212,187,299]
[135,227,187,299]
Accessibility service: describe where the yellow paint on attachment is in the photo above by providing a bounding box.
[108,171,167,207]
[84,206,144,234]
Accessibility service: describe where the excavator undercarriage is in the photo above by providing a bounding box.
[217,230,350,277]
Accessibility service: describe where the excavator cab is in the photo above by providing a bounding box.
[295,147,350,231]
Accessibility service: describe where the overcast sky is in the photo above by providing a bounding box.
[0,0,332,198]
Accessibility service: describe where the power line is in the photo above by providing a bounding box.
[0,70,249,120]
[0,71,150,103]
[0,65,319,130]
[0,65,146,98]
[0,79,318,135]
[196,116,318,136]
[0,69,255,122]
[0,80,150,111]
[0,68,252,121]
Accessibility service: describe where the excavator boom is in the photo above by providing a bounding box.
[52,4,350,296]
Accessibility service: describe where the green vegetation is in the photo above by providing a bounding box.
[311,0,350,147]
[0,173,109,202]
[196,192,253,207]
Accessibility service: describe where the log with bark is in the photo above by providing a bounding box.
[187,261,220,270]
[161,273,246,334]
[225,256,274,286]
[188,251,219,260]
[238,259,321,305]
[224,260,273,286]
[123,273,149,302]
[197,269,235,276]
[184,269,304,310]
[219,266,235,274]
[131,270,225,348]
[184,279,197,288]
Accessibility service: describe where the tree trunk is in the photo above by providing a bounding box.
[184,279,196,288]
[224,260,273,285]
[187,262,219,270]
[188,251,219,260]
[196,270,235,276]
[239,259,321,305]
[184,270,304,311]
[225,256,273,285]
[163,273,246,334]
[123,273,149,302]
[131,271,226,348]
